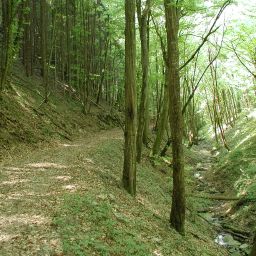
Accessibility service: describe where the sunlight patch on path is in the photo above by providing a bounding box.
[1,179,29,185]
[63,184,79,192]
[59,143,82,147]
[26,162,68,169]
[0,234,14,242]
[55,175,72,181]
[0,214,50,227]
[3,167,30,172]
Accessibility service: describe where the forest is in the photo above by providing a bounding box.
[0,0,256,255]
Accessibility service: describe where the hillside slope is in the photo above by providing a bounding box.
[0,128,228,256]
[208,109,256,240]
[0,64,116,161]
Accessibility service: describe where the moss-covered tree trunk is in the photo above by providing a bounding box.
[164,0,185,235]
[123,0,137,196]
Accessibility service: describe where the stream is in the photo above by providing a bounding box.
[193,147,251,256]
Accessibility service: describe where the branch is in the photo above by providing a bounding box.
[231,43,256,78]
[182,44,223,114]
[179,0,231,71]
[151,14,167,64]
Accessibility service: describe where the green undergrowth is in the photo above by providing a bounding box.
[214,109,256,229]
[54,139,226,256]
[215,110,256,199]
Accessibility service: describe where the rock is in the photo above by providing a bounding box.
[223,234,241,247]
[194,172,201,179]
[215,234,227,246]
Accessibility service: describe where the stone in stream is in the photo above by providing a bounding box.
[223,234,241,247]
[215,233,241,248]
[215,234,227,246]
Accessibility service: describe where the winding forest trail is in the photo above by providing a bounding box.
[0,128,122,256]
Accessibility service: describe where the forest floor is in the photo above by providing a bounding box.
[0,127,230,256]
[1,63,254,255]
[0,128,122,255]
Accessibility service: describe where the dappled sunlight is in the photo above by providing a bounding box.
[233,134,255,151]
[55,175,72,181]
[83,158,95,164]
[26,162,68,169]
[0,233,14,242]
[5,191,61,200]
[153,249,163,256]
[248,109,256,119]
[3,167,29,172]
[1,179,29,185]
[137,195,161,217]
[62,184,79,192]
[0,214,50,227]
[59,143,82,147]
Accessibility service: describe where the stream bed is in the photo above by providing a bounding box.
[194,159,251,255]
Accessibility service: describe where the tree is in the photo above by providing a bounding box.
[122,0,137,196]
[164,0,185,234]
[136,0,151,163]
[40,0,48,103]
[0,1,18,93]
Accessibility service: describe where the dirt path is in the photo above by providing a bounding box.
[0,128,122,256]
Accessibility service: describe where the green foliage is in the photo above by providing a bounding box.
[54,194,151,256]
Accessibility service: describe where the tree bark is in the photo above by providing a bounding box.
[164,0,185,235]
[40,0,49,103]
[123,0,137,196]
[136,0,151,162]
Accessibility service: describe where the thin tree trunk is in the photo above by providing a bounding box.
[136,0,151,163]
[40,0,48,103]
[152,76,169,156]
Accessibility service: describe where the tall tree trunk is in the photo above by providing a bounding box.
[0,1,15,92]
[136,0,151,163]
[164,0,185,235]
[152,76,169,156]
[123,0,137,196]
[40,0,48,103]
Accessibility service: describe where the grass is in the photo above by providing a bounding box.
[211,109,256,230]
[215,110,256,198]
[53,139,227,256]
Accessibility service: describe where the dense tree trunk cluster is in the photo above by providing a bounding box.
[0,0,124,109]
